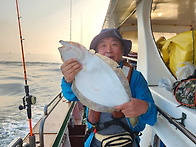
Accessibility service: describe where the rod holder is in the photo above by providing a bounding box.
[172,112,187,127]
[29,134,36,147]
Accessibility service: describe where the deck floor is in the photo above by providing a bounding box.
[23,100,84,146]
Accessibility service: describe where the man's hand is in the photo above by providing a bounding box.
[114,98,148,118]
[60,58,82,83]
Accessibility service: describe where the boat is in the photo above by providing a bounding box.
[9,0,196,146]
[102,0,196,146]
[9,93,86,147]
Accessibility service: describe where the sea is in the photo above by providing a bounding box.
[0,53,63,146]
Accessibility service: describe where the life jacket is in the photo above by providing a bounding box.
[84,60,140,147]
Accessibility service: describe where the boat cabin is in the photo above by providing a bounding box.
[102,0,196,146]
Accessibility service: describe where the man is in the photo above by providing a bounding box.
[61,28,157,147]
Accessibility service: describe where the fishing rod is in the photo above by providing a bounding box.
[15,0,36,146]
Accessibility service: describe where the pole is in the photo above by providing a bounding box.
[70,0,72,41]
[15,0,33,137]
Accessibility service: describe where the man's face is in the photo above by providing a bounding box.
[97,37,123,64]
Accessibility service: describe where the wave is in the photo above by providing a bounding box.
[0,55,62,145]
[0,83,24,96]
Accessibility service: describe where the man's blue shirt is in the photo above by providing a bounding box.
[61,61,157,146]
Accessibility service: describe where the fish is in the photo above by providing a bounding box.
[58,40,138,127]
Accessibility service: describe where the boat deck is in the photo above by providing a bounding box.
[23,99,84,147]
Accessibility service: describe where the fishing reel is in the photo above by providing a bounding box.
[19,95,36,110]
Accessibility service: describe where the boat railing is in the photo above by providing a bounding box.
[157,106,196,144]
[8,137,23,147]
[39,92,63,147]
[123,54,138,69]
[8,92,78,147]
[123,55,137,62]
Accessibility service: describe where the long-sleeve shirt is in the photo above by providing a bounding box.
[61,61,157,146]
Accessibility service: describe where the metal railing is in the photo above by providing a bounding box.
[8,92,70,147]
[8,137,23,147]
[39,92,63,147]
[157,106,196,144]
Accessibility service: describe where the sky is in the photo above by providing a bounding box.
[0,0,110,55]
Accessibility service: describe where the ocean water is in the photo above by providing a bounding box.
[0,53,63,146]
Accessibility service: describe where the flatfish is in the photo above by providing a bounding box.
[58,40,138,126]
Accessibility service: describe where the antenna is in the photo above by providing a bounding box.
[70,0,72,41]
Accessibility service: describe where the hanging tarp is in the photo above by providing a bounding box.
[160,30,196,77]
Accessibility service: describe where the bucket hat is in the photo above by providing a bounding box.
[90,28,132,55]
